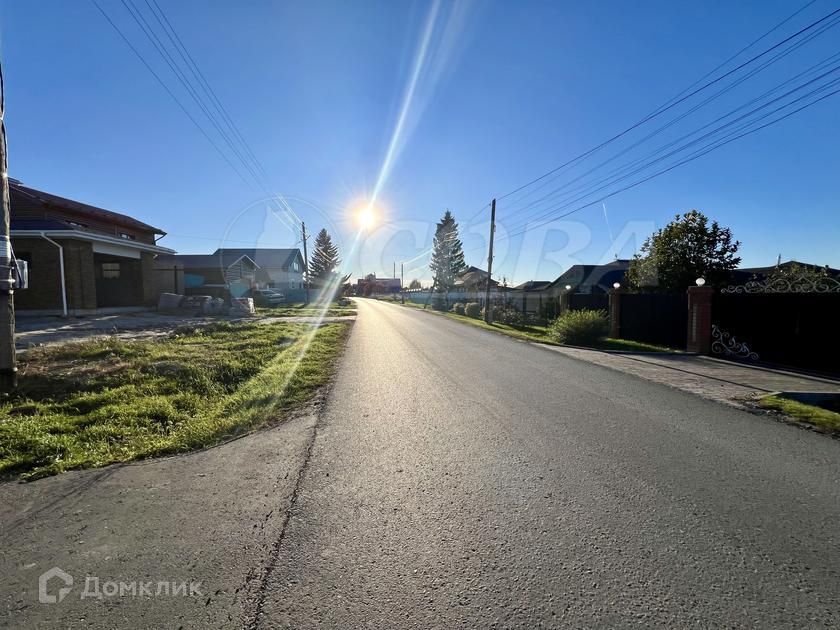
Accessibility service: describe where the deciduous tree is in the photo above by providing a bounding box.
[626,210,741,292]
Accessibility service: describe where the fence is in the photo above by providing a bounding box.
[711,292,840,374]
[617,293,688,349]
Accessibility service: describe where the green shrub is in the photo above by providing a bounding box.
[431,294,448,311]
[464,302,481,318]
[549,309,608,345]
[451,302,466,315]
[482,303,524,326]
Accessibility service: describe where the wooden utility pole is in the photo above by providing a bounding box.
[301,222,310,305]
[0,60,17,391]
[483,198,496,324]
[400,262,404,303]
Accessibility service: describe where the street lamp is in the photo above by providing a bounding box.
[613,282,621,289]
[565,284,572,291]
[695,277,706,287]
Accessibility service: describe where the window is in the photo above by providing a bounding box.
[119,232,136,240]
[101,262,120,279]
[293,261,300,272]
[15,252,32,270]
[67,221,87,228]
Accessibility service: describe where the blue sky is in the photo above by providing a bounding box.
[2,0,838,284]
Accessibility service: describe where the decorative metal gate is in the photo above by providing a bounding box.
[711,275,840,374]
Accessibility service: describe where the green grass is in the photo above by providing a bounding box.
[391,301,677,353]
[0,320,350,479]
[257,301,357,317]
[757,394,840,432]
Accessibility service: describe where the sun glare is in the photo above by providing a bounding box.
[356,204,376,230]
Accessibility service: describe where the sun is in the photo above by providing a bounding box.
[355,204,376,230]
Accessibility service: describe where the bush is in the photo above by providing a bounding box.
[431,294,448,311]
[464,302,481,318]
[549,309,608,346]
[451,302,466,315]
[480,303,524,326]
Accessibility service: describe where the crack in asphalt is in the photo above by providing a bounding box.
[244,412,322,630]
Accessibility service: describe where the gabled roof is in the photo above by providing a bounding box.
[9,179,165,235]
[546,260,631,291]
[737,260,840,276]
[212,248,302,269]
[157,253,259,269]
[513,280,552,291]
[455,266,498,287]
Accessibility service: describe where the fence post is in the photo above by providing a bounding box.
[686,285,713,354]
[608,287,623,338]
[558,290,570,315]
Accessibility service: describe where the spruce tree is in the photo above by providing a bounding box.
[429,210,466,302]
[309,228,340,281]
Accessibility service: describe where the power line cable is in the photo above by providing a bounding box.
[494,4,840,205]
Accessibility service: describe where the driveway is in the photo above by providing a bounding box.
[3,297,840,628]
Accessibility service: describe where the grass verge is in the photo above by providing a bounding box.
[257,301,356,317]
[389,300,677,353]
[757,394,840,433]
[0,320,350,479]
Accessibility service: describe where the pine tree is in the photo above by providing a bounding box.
[429,210,466,303]
[309,228,340,281]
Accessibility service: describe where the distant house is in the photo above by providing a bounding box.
[156,247,307,300]
[730,260,840,285]
[212,248,305,296]
[507,280,552,314]
[155,252,260,298]
[454,266,498,292]
[357,276,401,294]
[9,179,173,315]
[544,259,631,295]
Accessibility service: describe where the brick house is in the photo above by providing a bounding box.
[9,179,173,315]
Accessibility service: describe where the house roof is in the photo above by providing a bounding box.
[512,280,552,291]
[9,180,165,235]
[212,248,302,269]
[546,260,631,291]
[157,253,259,269]
[455,266,498,287]
[736,260,840,277]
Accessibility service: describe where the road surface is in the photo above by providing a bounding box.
[4,298,840,628]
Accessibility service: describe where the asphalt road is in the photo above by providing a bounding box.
[256,299,840,628]
[3,297,840,628]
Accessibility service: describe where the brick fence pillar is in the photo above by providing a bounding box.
[608,287,623,338]
[686,286,714,354]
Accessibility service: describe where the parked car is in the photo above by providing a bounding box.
[248,289,286,307]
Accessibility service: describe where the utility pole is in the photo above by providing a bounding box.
[483,198,496,324]
[0,60,16,391]
[400,262,404,303]
[301,222,310,305]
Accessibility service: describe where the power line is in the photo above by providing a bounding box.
[499,46,840,236]
[92,0,302,233]
[483,82,840,253]
[500,15,840,225]
[494,3,839,206]
[90,0,256,188]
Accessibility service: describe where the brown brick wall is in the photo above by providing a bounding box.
[11,237,63,310]
[11,237,98,312]
[140,252,158,306]
[63,240,97,311]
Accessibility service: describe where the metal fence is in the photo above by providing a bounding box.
[712,292,840,374]
[619,293,688,348]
